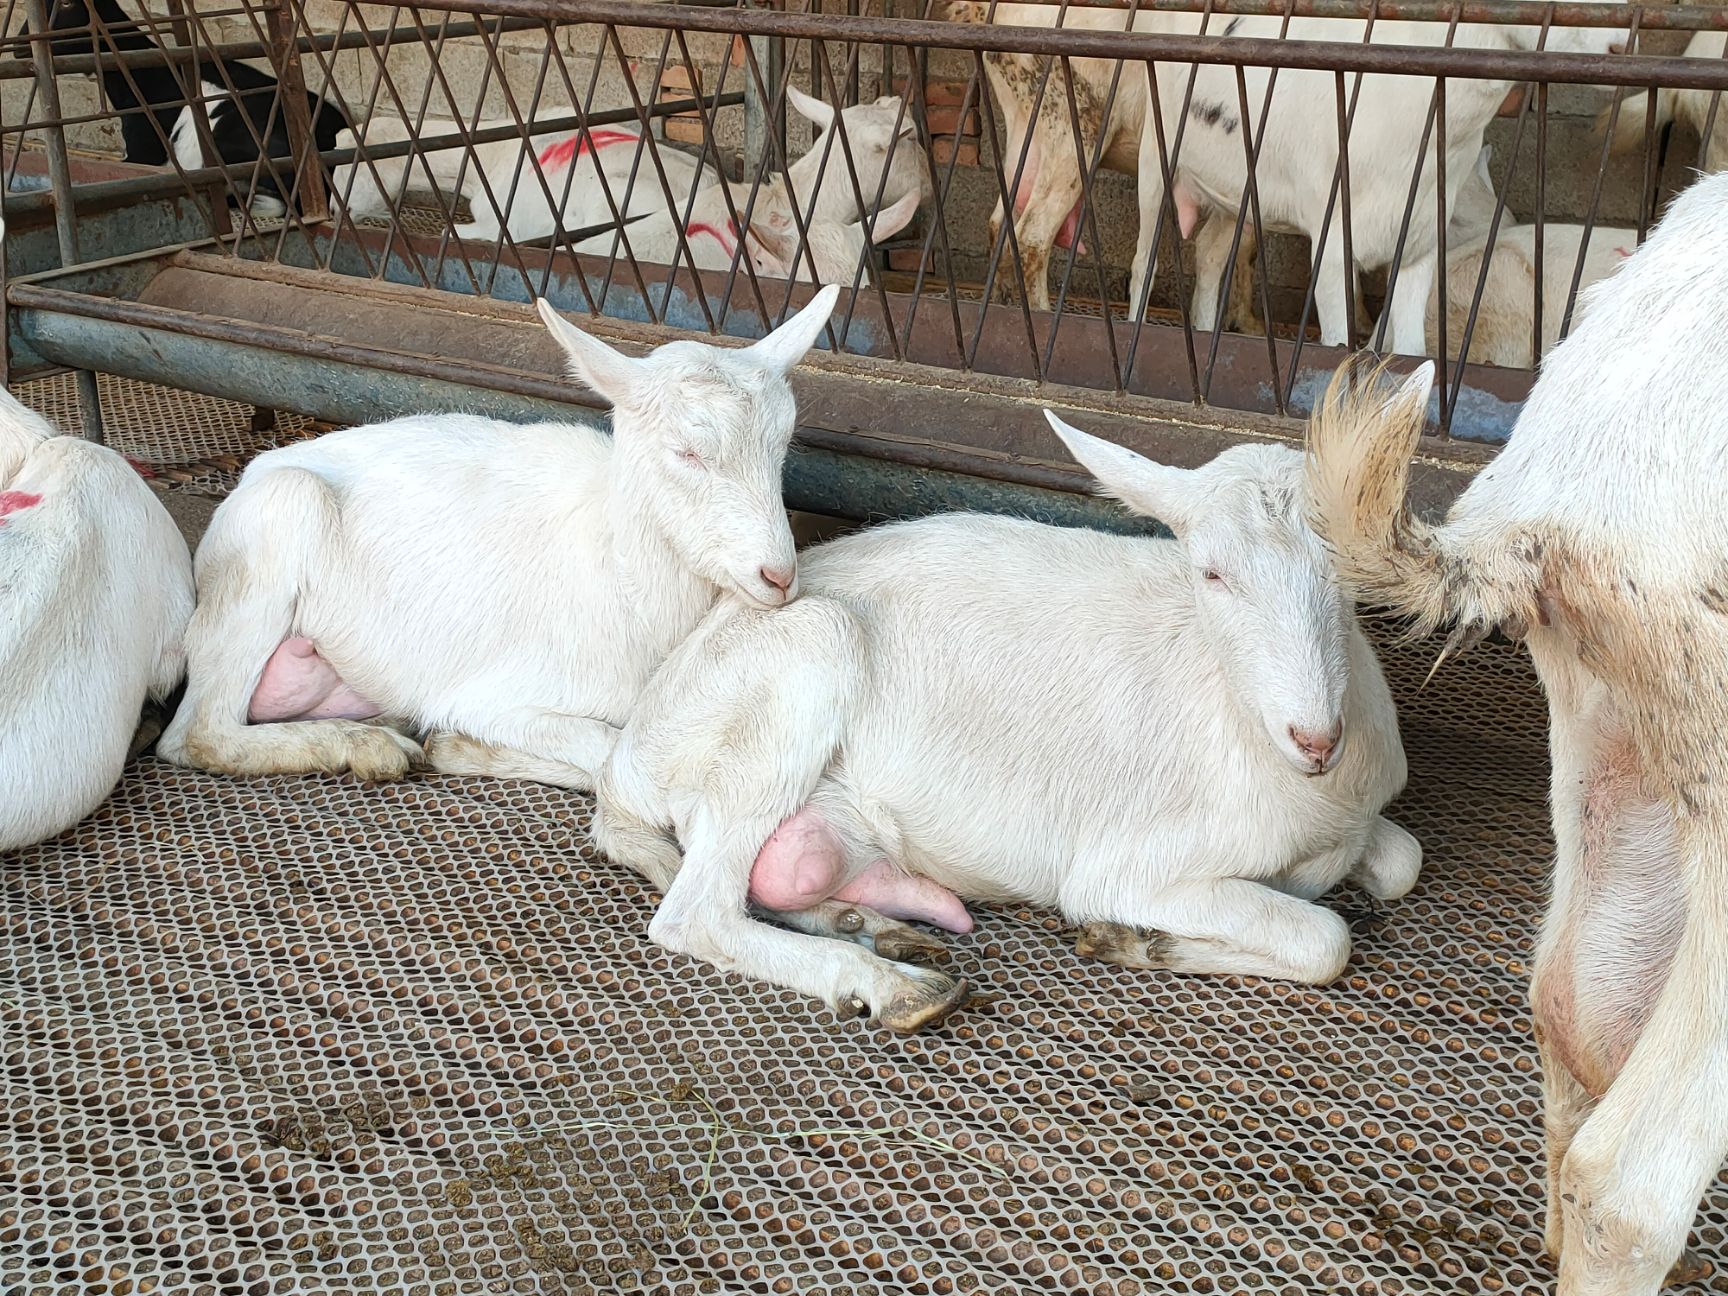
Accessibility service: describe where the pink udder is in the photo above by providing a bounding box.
[1054,200,1088,255]
[1173,182,1202,240]
[249,636,383,723]
[0,490,41,524]
[535,127,637,172]
[749,807,973,933]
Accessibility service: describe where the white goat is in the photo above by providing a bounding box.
[571,177,921,287]
[157,286,840,786]
[1427,221,1637,368]
[1130,11,1629,353]
[1198,144,1501,339]
[1606,31,1728,175]
[0,383,193,852]
[1306,171,1728,1296]
[593,425,1419,1032]
[780,86,933,224]
[330,114,714,244]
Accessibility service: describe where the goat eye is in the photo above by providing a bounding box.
[677,448,705,469]
[1202,568,1227,586]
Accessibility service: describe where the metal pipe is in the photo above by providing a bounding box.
[0,91,747,220]
[18,0,101,440]
[396,0,1728,37]
[0,15,550,81]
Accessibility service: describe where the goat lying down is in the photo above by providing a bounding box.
[1306,171,1728,1296]
[593,425,1420,1032]
[158,286,841,789]
[0,382,193,852]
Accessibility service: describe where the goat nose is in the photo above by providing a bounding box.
[760,564,795,594]
[1289,723,1343,771]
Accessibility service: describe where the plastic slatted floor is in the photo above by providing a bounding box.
[4,374,1725,1296]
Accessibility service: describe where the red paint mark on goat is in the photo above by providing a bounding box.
[686,221,739,258]
[0,490,42,524]
[536,128,637,172]
[1615,245,1634,259]
[123,454,156,479]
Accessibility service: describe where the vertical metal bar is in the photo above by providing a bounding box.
[21,0,101,441]
[1434,73,1447,433]
[163,0,232,239]
[266,0,328,222]
[745,32,786,179]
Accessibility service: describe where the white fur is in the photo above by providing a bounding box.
[0,382,193,852]
[572,177,920,287]
[968,1,1626,346]
[1606,31,1728,175]
[593,428,1417,1030]
[167,79,224,172]
[1194,143,1503,340]
[781,87,932,224]
[1305,172,1728,1296]
[1428,221,1638,368]
[1129,11,1628,353]
[156,286,841,787]
[330,115,713,243]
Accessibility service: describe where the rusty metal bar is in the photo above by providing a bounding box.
[18,0,101,440]
[0,93,745,222]
[388,0,1728,71]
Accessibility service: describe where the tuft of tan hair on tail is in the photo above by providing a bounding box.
[1304,358,1463,637]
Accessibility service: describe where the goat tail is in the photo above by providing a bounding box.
[1601,87,1678,155]
[1305,358,1536,642]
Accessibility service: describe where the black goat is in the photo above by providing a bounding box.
[19,0,350,216]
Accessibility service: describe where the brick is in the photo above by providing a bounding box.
[925,104,980,137]
[1496,84,1527,118]
[663,116,709,145]
[931,137,979,166]
[659,64,700,93]
[893,76,972,109]
[887,246,934,272]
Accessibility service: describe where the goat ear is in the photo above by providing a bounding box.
[747,283,840,372]
[785,85,836,134]
[746,228,793,280]
[536,298,643,405]
[1043,409,1197,532]
[862,190,920,244]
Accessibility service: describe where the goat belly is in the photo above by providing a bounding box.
[248,636,383,723]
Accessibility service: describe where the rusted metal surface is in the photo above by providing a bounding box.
[1,377,1723,1292]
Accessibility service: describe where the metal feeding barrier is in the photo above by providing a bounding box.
[7,7,1728,1294]
[0,0,1723,522]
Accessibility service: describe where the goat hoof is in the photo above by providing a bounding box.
[838,996,869,1020]
[1075,920,1171,970]
[1666,1250,1713,1286]
[873,925,950,966]
[877,974,968,1034]
[349,726,424,781]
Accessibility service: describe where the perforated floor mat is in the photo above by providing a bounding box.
[8,630,1728,1295]
[13,372,317,496]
